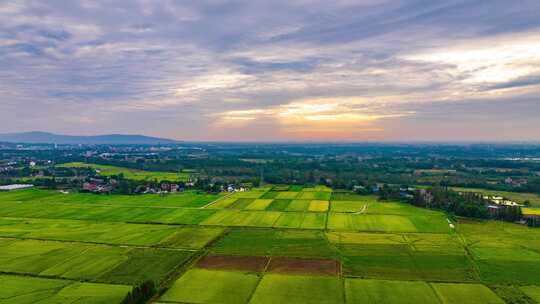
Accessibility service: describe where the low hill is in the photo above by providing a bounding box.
[0,131,178,145]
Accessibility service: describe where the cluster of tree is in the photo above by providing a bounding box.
[111,174,161,195]
[526,217,539,228]
[407,186,526,222]
[378,185,403,201]
[0,177,79,189]
[121,281,155,304]
[0,167,33,177]
[411,186,490,219]
[494,205,522,222]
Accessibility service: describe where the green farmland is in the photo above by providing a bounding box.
[0,275,130,304]
[0,187,538,303]
[60,162,191,181]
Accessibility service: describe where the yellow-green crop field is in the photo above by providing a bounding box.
[0,186,538,303]
[524,208,540,215]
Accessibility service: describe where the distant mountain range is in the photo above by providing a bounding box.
[0,132,178,145]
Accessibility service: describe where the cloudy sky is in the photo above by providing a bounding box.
[1,0,540,141]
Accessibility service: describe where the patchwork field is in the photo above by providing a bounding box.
[0,217,224,249]
[457,219,540,285]
[0,186,536,303]
[0,189,232,303]
[0,238,194,285]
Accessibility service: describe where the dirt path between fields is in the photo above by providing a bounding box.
[353,204,368,214]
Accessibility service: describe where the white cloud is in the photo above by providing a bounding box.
[174,70,255,98]
[404,31,540,85]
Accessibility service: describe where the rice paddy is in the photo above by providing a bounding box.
[0,186,534,303]
[0,274,131,304]
[160,269,260,304]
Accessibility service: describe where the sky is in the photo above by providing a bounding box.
[1,0,540,142]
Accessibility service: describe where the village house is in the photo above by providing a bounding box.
[483,195,521,207]
[504,177,528,187]
[82,182,112,193]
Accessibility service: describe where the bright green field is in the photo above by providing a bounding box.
[328,231,476,282]
[0,188,221,208]
[211,229,338,259]
[160,269,260,304]
[273,212,305,228]
[250,274,343,304]
[0,217,224,249]
[301,213,327,229]
[345,279,440,304]
[0,200,218,224]
[285,199,311,211]
[60,162,191,181]
[0,238,193,285]
[327,213,450,233]
[201,210,282,227]
[432,283,505,304]
[330,200,367,212]
[228,191,267,199]
[457,219,540,285]
[229,198,256,209]
[0,274,131,304]
[331,193,378,201]
[208,197,238,208]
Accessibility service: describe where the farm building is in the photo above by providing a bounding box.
[0,184,34,191]
[483,195,520,206]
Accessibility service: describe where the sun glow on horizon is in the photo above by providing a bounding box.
[211,97,414,140]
